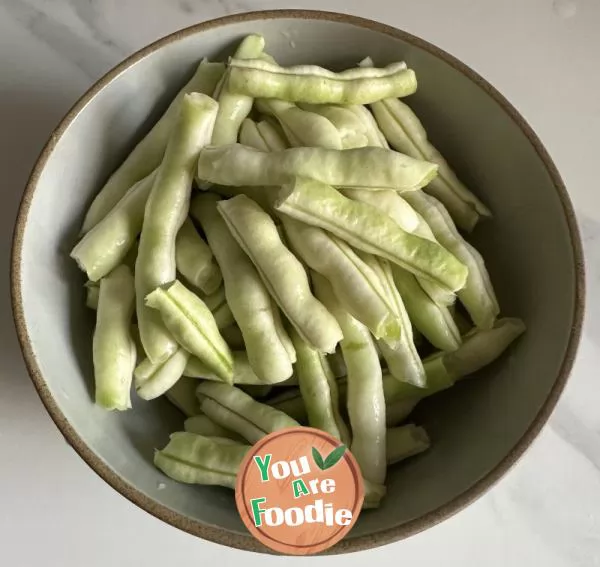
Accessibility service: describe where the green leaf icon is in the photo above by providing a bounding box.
[312,447,325,470]
[323,444,347,469]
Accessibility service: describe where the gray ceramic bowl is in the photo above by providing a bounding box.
[11,10,584,554]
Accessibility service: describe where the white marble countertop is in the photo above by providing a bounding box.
[1,0,599,565]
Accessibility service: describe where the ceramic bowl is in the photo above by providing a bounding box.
[11,10,584,553]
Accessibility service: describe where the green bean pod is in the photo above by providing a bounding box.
[239,118,288,152]
[196,382,299,443]
[275,177,468,294]
[184,414,245,441]
[298,103,369,148]
[344,105,389,148]
[226,59,417,104]
[197,144,437,191]
[192,193,295,383]
[283,218,401,344]
[72,171,156,282]
[290,328,350,445]
[145,280,233,383]
[363,480,387,509]
[265,388,309,423]
[392,266,461,352]
[362,255,426,387]
[313,273,386,485]
[134,348,190,401]
[386,424,430,465]
[165,376,200,417]
[211,34,265,145]
[136,93,218,364]
[85,281,99,310]
[155,432,249,489]
[255,99,342,149]
[218,195,343,353]
[342,187,454,306]
[184,350,291,385]
[404,191,500,328]
[81,60,224,233]
[93,265,137,410]
[175,218,222,294]
[370,96,490,231]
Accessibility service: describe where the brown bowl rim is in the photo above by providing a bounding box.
[10,9,585,555]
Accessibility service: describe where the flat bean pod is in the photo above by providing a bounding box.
[192,193,295,383]
[371,96,490,231]
[155,432,249,489]
[313,273,386,485]
[175,218,222,294]
[226,59,417,105]
[239,118,288,152]
[165,376,200,416]
[81,60,224,232]
[218,195,342,353]
[386,424,430,465]
[283,218,400,343]
[212,35,265,145]
[344,104,389,148]
[136,93,218,363]
[184,414,245,441]
[197,144,437,191]
[290,328,350,444]
[145,280,233,383]
[93,265,137,410]
[196,382,299,443]
[298,103,369,148]
[363,255,425,387]
[72,171,156,282]
[135,347,190,401]
[184,350,290,384]
[256,99,342,149]
[275,177,468,293]
[404,191,500,328]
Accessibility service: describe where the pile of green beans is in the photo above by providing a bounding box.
[73,36,525,509]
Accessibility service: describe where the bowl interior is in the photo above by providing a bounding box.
[16,13,579,550]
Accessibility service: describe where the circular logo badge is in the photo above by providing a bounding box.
[235,426,364,555]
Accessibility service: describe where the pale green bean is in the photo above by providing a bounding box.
[85,281,99,310]
[196,382,299,443]
[136,93,218,364]
[175,218,222,294]
[363,480,386,509]
[227,59,417,104]
[313,273,386,485]
[239,118,288,152]
[386,424,430,465]
[145,280,233,383]
[197,144,437,191]
[344,104,389,148]
[192,193,295,383]
[135,348,190,401]
[298,103,369,148]
[155,432,249,488]
[255,99,342,149]
[212,35,264,145]
[165,376,200,417]
[275,177,468,293]
[405,191,500,328]
[72,171,156,282]
[362,255,425,387]
[93,265,136,410]
[185,350,291,384]
[283,217,401,343]
[81,60,224,232]
[371,96,490,231]
[290,328,350,444]
[218,195,342,353]
[184,414,245,441]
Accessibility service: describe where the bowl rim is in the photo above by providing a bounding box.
[10,9,585,555]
